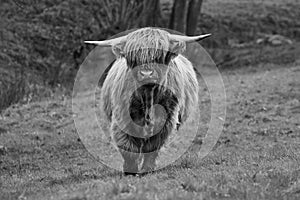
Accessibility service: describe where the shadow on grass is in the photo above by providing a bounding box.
[46,168,123,187]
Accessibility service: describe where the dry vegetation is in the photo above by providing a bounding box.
[0,0,300,199]
[0,0,299,108]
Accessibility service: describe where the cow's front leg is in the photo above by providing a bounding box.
[119,149,139,175]
[113,129,141,175]
[140,151,158,173]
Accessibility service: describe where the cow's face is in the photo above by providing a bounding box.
[130,62,165,84]
[112,29,185,84]
[126,50,175,84]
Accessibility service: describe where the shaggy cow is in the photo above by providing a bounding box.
[85,28,210,175]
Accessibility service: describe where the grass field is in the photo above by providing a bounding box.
[1,63,300,199]
[1,0,300,199]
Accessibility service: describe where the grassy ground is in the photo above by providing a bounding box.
[1,62,300,200]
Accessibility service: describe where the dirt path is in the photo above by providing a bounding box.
[0,64,299,199]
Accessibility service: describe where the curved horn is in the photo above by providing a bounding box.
[169,33,211,43]
[85,35,127,46]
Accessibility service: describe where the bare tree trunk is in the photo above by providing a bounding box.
[168,0,189,33]
[186,0,203,35]
[168,0,203,34]
[140,0,162,27]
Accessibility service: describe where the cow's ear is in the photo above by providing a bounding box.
[112,42,125,57]
[169,40,186,55]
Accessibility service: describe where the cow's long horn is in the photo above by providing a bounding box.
[169,33,211,43]
[85,35,127,46]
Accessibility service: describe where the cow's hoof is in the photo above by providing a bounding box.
[124,172,139,176]
[139,168,155,175]
[140,164,156,173]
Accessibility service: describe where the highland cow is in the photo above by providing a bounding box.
[85,28,210,175]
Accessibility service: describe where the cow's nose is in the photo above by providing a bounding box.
[140,70,153,77]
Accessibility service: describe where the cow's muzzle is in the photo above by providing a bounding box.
[137,69,158,82]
